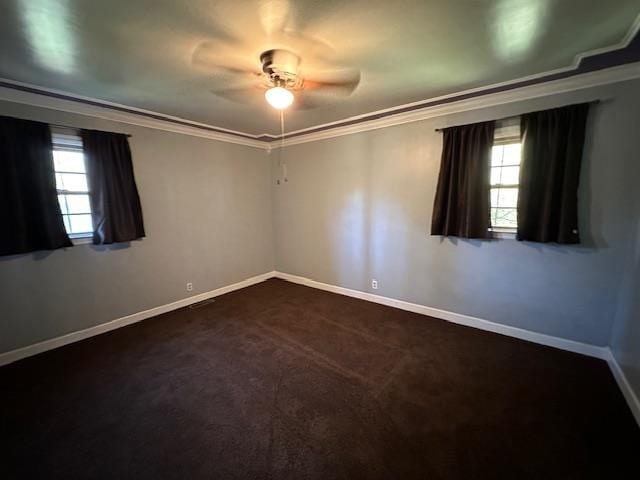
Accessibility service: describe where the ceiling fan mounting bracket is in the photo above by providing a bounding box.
[260,49,302,89]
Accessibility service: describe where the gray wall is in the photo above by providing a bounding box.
[272,79,640,347]
[0,101,274,353]
[610,166,640,406]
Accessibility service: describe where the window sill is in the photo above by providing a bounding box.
[490,229,517,240]
[70,235,93,245]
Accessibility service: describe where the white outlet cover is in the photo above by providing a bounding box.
[186,282,193,291]
[371,279,378,289]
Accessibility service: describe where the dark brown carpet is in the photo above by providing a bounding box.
[2,278,639,479]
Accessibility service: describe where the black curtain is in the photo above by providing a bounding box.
[517,103,590,243]
[431,121,495,238]
[0,116,72,256]
[81,130,145,244]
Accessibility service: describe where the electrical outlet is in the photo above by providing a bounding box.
[186,282,193,292]
[371,279,378,290]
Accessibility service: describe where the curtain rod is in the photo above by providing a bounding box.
[49,122,132,137]
[434,100,600,132]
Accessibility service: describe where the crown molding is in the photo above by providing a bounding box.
[1,63,638,151]
[271,62,640,148]
[584,11,640,59]
[0,79,270,149]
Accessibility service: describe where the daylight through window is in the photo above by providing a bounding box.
[490,120,521,231]
[52,130,93,238]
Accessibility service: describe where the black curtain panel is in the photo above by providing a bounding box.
[0,116,72,256]
[81,130,145,245]
[517,103,590,244]
[431,121,495,238]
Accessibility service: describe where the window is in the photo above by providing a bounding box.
[490,118,521,234]
[51,129,93,239]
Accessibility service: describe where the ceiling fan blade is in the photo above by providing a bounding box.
[277,29,336,61]
[302,68,361,96]
[293,90,346,110]
[258,0,290,35]
[192,41,260,76]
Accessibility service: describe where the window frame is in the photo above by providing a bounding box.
[489,118,521,239]
[51,127,93,244]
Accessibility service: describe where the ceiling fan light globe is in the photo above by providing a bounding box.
[265,87,294,109]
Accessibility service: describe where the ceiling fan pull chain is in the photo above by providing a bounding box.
[278,109,288,183]
[280,109,285,147]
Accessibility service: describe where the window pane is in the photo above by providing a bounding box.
[58,194,68,214]
[56,173,88,192]
[491,188,519,209]
[62,215,71,233]
[491,145,504,166]
[491,188,498,206]
[490,167,501,185]
[496,188,518,208]
[491,208,518,229]
[68,214,93,234]
[65,194,91,214]
[491,165,520,185]
[503,143,522,165]
[53,150,86,173]
[500,166,520,184]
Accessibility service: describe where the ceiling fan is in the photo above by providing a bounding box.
[192,39,361,110]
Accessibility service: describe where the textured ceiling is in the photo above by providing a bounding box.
[0,0,638,136]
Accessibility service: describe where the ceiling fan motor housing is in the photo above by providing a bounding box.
[260,49,302,88]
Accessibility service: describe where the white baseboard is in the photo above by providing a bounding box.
[274,271,609,360]
[0,271,276,367]
[605,349,640,426]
